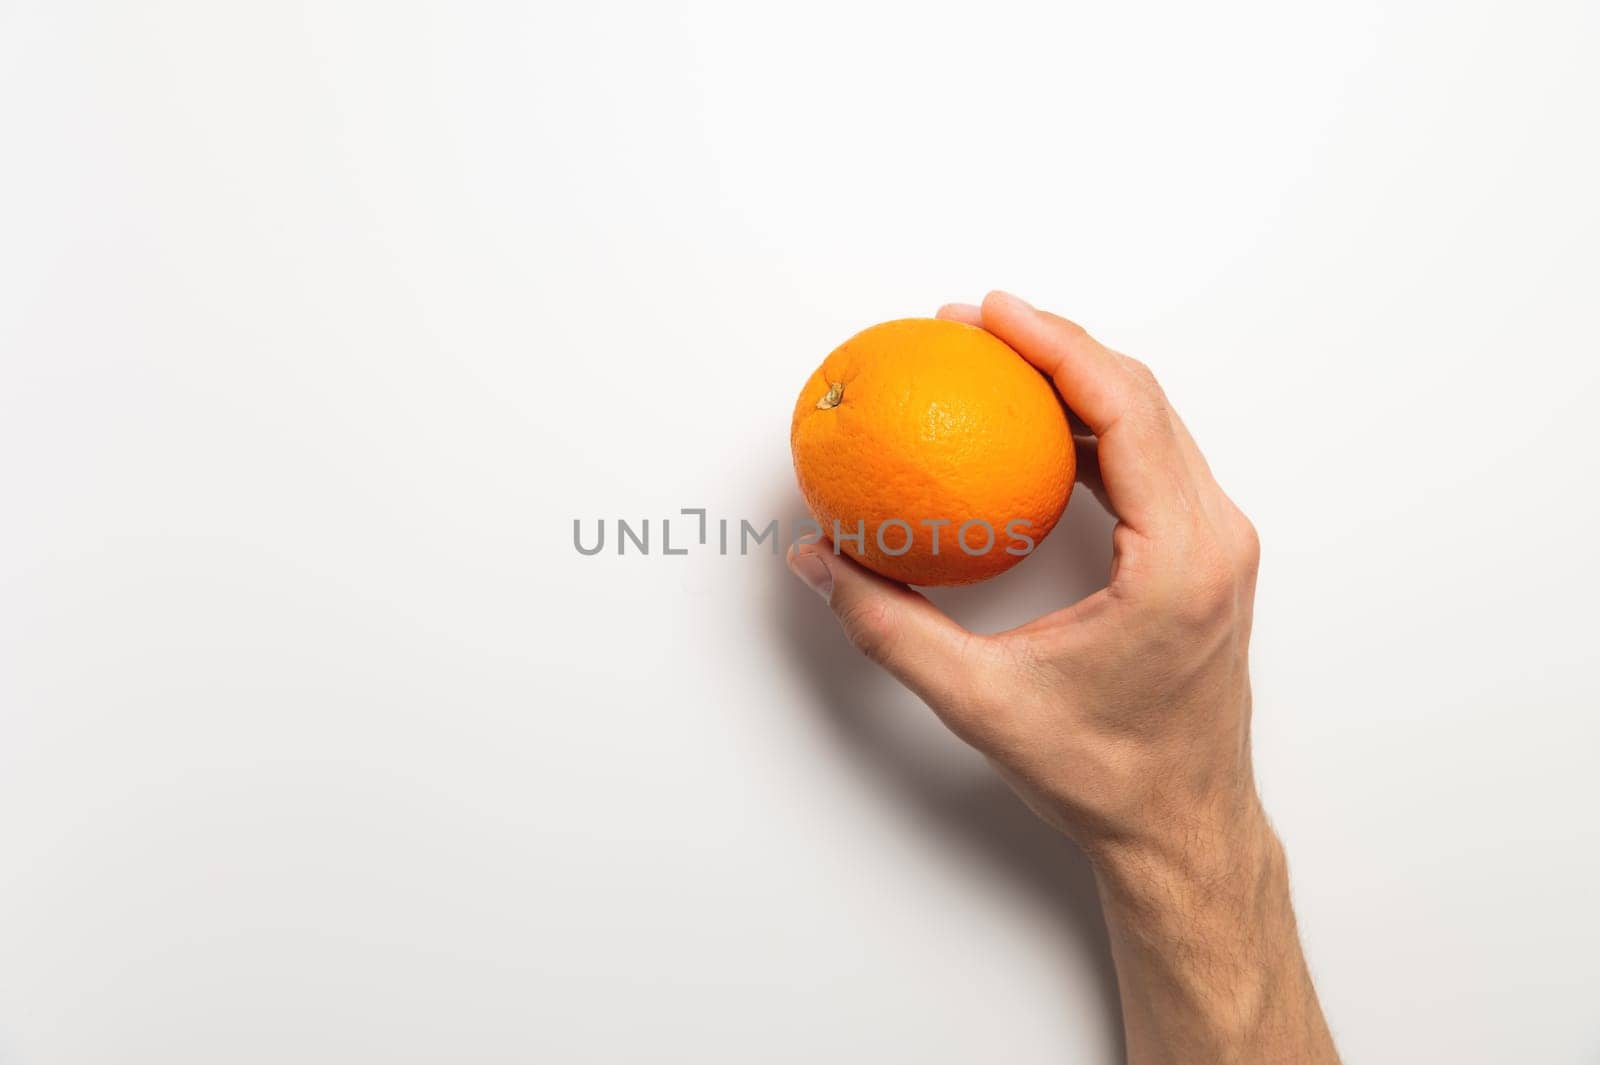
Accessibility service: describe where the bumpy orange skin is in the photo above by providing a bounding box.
[790,318,1075,586]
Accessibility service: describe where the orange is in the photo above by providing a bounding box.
[790,318,1075,586]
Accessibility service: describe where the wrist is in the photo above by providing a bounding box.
[1089,794,1280,916]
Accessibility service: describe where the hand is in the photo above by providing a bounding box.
[788,290,1260,871]
[786,291,1338,1064]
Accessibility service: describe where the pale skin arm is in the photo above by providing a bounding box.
[786,292,1339,1064]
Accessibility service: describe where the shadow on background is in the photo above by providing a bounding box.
[765,484,1125,1059]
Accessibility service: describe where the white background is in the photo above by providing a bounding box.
[2,1,1597,1062]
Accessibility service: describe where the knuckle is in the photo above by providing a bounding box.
[838,598,897,663]
[1119,358,1171,419]
[1162,541,1239,629]
[1122,357,1161,392]
[1234,513,1262,570]
[1056,316,1091,344]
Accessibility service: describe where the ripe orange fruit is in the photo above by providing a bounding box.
[790,318,1075,586]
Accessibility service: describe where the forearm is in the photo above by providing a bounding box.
[1092,806,1339,1064]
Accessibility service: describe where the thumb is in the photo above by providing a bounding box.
[786,543,980,717]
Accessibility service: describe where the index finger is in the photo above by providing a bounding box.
[978,291,1202,536]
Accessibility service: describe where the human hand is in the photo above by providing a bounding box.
[786,291,1337,1063]
[787,290,1262,870]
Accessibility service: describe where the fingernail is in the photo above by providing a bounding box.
[787,548,833,602]
[989,289,1033,310]
[938,302,981,318]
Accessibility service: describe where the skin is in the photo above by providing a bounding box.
[786,291,1340,1064]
